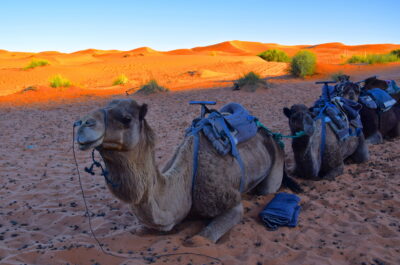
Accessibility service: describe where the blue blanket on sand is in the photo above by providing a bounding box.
[259,192,301,231]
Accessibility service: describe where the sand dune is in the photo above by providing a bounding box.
[0,40,399,102]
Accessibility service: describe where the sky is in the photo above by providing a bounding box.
[1,0,399,53]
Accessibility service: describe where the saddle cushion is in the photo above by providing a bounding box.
[365,88,396,112]
[220,103,258,143]
[386,80,400,95]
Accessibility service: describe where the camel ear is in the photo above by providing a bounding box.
[139,104,148,121]
[283,107,291,118]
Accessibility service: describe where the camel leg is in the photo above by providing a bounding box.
[387,122,400,138]
[348,136,369,163]
[366,131,383,145]
[255,137,284,195]
[198,203,243,243]
[320,163,344,180]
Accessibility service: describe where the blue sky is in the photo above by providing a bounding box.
[1,0,399,52]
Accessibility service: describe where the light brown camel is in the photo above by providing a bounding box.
[76,98,295,242]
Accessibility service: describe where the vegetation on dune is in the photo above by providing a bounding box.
[49,74,71,88]
[135,79,169,95]
[234,71,268,92]
[290,50,317,78]
[258,49,290,62]
[23,59,50,70]
[113,74,129,85]
[346,53,399,64]
[390,49,400,58]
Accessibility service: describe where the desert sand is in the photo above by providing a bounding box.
[0,41,400,265]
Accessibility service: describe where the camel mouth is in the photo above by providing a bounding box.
[78,137,103,151]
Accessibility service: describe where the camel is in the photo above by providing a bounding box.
[283,104,369,180]
[363,76,400,101]
[76,98,298,243]
[341,82,400,144]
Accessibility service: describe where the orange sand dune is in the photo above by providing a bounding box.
[0,40,400,102]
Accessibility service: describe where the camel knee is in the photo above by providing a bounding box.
[198,204,243,243]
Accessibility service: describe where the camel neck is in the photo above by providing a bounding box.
[98,132,194,231]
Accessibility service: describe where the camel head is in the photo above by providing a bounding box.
[341,82,361,101]
[76,99,148,151]
[283,104,315,136]
[337,74,350,83]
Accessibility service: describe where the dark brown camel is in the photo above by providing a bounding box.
[364,76,400,102]
[283,104,369,180]
[341,82,400,144]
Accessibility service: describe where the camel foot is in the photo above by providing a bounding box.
[184,235,212,247]
[198,203,243,243]
[366,132,383,145]
[320,164,344,180]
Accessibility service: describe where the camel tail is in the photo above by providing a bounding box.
[282,165,303,193]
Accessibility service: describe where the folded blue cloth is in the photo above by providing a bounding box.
[259,192,301,231]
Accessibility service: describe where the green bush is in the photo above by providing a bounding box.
[23,59,50,70]
[135,79,169,95]
[113,74,129,85]
[258,49,290,62]
[234,71,268,92]
[50,74,71,88]
[390,49,400,58]
[290,50,317,77]
[346,53,399,64]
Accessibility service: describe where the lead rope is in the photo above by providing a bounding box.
[72,123,221,264]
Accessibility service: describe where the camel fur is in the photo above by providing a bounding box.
[76,99,294,242]
[341,82,400,144]
[283,104,369,180]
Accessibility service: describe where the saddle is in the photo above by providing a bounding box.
[312,97,362,141]
[186,102,258,192]
[360,88,396,112]
[386,80,400,95]
[187,102,258,156]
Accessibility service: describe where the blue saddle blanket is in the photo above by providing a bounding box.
[312,98,362,141]
[386,80,400,95]
[186,103,258,156]
[363,88,396,112]
[259,192,301,231]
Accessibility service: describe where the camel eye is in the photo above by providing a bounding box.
[121,115,132,125]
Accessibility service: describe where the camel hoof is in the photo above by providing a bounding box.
[184,235,213,247]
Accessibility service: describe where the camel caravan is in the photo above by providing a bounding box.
[74,75,400,243]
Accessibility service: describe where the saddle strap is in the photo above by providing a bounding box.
[187,115,246,194]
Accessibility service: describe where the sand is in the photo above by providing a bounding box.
[0,65,399,264]
[0,41,400,264]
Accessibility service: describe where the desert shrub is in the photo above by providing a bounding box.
[23,59,50,70]
[390,49,400,58]
[258,49,290,62]
[346,53,399,64]
[234,71,268,92]
[113,74,129,85]
[290,50,317,77]
[50,74,71,88]
[135,79,169,95]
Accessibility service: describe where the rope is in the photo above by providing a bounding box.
[72,124,221,264]
[255,120,306,148]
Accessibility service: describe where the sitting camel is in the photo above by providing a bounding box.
[364,76,400,102]
[76,99,298,243]
[341,82,400,144]
[283,104,369,180]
